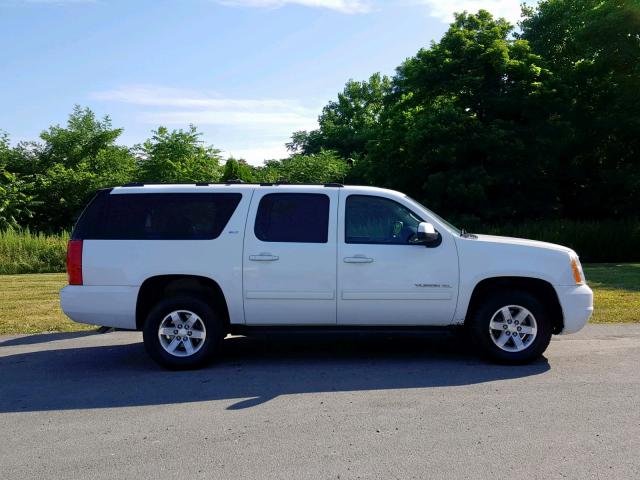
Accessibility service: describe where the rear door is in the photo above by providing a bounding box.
[242,187,339,325]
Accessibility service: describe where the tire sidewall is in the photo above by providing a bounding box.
[469,290,552,364]
[143,296,224,369]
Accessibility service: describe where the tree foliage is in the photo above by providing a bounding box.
[520,0,640,218]
[26,107,137,231]
[0,173,33,229]
[365,11,558,224]
[256,150,348,184]
[221,158,255,182]
[289,73,392,160]
[136,126,222,183]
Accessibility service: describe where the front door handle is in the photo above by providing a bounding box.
[343,256,374,264]
[249,254,280,261]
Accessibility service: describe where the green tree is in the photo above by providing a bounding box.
[0,131,42,177]
[256,150,348,184]
[363,11,555,224]
[25,106,136,231]
[289,73,391,158]
[0,131,9,170]
[221,158,255,182]
[520,0,640,218]
[2,142,43,176]
[0,170,34,229]
[38,105,125,170]
[136,126,222,183]
[0,132,33,228]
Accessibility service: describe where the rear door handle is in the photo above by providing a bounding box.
[344,256,374,264]
[249,254,280,262]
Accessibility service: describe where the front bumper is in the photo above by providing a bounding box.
[554,284,594,334]
[60,285,138,330]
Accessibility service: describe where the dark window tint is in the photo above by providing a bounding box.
[345,195,423,245]
[72,189,111,240]
[72,193,242,240]
[255,193,330,243]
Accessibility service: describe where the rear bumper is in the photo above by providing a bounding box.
[554,284,594,334]
[60,285,138,330]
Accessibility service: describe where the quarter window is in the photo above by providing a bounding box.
[255,193,330,243]
[72,193,242,240]
[345,195,423,245]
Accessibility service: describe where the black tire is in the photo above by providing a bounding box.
[468,290,552,364]
[142,295,225,370]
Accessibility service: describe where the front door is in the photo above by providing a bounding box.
[243,187,339,325]
[337,193,458,325]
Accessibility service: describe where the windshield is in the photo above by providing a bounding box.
[404,196,462,235]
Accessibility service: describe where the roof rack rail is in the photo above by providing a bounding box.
[118,181,347,188]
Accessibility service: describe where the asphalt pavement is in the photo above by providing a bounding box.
[1,324,639,479]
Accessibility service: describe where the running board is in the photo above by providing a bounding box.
[229,325,461,337]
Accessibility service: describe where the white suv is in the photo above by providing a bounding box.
[60,182,593,369]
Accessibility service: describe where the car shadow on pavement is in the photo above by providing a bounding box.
[0,330,101,347]
[0,333,550,413]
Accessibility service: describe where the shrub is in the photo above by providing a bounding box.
[0,228,68,274]
[482,219,640,263]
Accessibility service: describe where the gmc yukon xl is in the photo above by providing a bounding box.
[60,183,593,368]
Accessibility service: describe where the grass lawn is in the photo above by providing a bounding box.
[0,273,94,335]
[584,264,640,323]
[0,265,638,335]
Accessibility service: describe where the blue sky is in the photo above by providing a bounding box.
[0,0,523,164]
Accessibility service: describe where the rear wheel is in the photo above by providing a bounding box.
[468,290,552,364]
[143,296,225,369]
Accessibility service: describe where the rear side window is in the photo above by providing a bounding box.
[72,189,111,240]
[72,192,242,240]
[254,193,329,243]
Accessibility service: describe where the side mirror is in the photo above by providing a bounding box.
[417,222,441,247]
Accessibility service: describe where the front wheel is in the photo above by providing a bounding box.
[143,296,225,369]
[468,290,552,364]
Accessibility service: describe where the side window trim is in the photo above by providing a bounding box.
[344,194,425,245]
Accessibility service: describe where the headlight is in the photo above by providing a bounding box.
[570,254,585,285]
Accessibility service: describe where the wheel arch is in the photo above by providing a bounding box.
[136,275,230,331]
[465,276,564,334]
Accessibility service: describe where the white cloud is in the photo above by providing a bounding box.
[91,85,318,128]
[92,85,309,113]
[91,85,319,164]
[214,0,523,19]
[215,0,371,14]
[224,144,291,163]
[137,109,317,129]
[415,0,523,23]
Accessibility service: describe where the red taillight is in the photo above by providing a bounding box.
[66,240,83,285]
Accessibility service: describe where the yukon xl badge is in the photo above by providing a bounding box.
[415,283,452,288]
